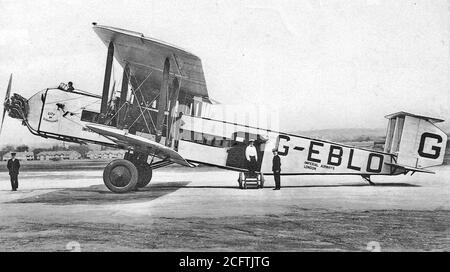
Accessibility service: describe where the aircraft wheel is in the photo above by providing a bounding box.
[136,164,153,188]
[103,159,138,193]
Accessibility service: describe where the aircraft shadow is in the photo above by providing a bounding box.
[276,183,420,188]
[9,181,419,205]
[182,182,419,189]
[10,181,191,205]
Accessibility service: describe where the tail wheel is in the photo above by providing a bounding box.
[103,159,138,193]
[136,164,153,188]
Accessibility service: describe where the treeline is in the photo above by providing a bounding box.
[0,144,91,159]
[341,135,385,143]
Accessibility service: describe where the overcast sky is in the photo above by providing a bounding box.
[0,0,449,147]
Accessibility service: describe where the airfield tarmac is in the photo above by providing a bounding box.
[0,165,449,251]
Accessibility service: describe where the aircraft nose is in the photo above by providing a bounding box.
[7,93,28,120]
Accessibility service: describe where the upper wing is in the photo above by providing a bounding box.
[93,24,209,100]
[86,124,194,167]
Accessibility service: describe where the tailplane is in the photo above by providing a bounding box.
[384,112,447,169]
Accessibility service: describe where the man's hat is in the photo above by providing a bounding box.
[272,148,278,152]
[11,152,16,155]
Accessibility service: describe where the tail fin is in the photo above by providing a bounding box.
[384,112,447,169]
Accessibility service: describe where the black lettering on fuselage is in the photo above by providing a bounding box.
[277,135,290,156]
[327,145,343,166]
[366,153,384,173]
[347,149,361,171]
[418,132,442,159]
[307,141,324,163]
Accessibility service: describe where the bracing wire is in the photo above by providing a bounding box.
[127,71,153,134]
[129,70,159,132]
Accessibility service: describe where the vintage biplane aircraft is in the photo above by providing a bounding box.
[1,24,447,193]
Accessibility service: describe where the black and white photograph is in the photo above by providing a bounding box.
[0,0,449,256]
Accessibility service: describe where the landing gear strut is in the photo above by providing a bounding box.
[103,151,153,193]
[124,152,153,189]
[362,175,375,186]
[136,163,152,188]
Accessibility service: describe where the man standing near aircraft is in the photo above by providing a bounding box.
[245,139,258,177]
[272,149,281,190]
[7,152,20,191]
[171,112,185,150]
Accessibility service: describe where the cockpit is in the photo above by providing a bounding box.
[57,82,71,91]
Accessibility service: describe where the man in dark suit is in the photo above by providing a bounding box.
[272,149,281,190]
[7,152,20,191]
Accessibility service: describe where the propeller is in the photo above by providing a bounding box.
[0,74,12,135]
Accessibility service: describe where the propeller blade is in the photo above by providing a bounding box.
[0,74,13,135]
[5,74,12,100]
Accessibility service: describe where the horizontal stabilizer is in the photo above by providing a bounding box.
[86,124,194,167]
[384,162,435,174]
[384,111,444,123]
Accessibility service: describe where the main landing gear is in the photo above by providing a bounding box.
[103,151,153,193]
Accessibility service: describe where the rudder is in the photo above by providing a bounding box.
[384,112,447,169]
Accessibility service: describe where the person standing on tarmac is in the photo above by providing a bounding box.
[7,152,20,191]
[272,149,281,190]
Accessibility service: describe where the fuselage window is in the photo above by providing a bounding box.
[81,110,100,123]
[180,130,231,148]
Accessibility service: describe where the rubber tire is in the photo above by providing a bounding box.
[238,172,244,189]
[103,159,138,193]
[136,164,152,188]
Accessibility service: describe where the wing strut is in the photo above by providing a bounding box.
[101,42,114,114]
[117,64,129,129]
[166,77,181,146]
[155,57,170,143]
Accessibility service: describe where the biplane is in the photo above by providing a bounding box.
[1,24,447,193]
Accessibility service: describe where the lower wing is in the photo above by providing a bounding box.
[86,124,194,167]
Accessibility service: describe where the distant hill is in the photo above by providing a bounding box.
[291,128,386,142]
